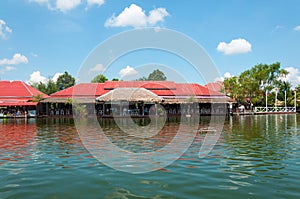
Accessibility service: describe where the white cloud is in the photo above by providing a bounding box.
[56,0,81,12]
[0,53,28,66]
[30,52,38,57]
[105,4,169,28]
[119,65,138,78]
[87,0,104,6]
[217,38,252,55]
[281,67,300,88]
[0,66,16,74]
[148,8,169,25]
[52,72,63,82]
[214,72,232,82]
[30,0,48,4]
[294,26,300,31]
[28,71,63,84]
[30,0,104,12]
[29,71,48,83]
[224,72,232,78]
[90,63,105,72]
[0,19,12,40]
[5,66,16,71]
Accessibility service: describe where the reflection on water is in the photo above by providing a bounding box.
[0,115,299,199]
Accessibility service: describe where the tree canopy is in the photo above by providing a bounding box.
[56,71,75,90]
[148,69,167,81]
[32,79,58,95]
[91,74,108,83]
[30,72,75,95]
[224,62,296,106]
[137,69,167,81]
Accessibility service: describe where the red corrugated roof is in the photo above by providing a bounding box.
[205,81,223,92]
[51,83,108,98]
[0,81,49,106]
[151,83,224,96]
[48,81,224,99]
[104,81,176,90]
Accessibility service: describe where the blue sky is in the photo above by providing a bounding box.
[0,0,300,86]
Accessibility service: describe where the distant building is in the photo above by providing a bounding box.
[39,81,232,116]
[0,80,48,117]
[204,81,224,93]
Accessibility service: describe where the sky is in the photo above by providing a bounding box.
[0,0,300,87]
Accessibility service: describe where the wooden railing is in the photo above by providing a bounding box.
[254,107,296,113]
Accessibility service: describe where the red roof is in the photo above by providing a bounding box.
[151,83,224,96]
[205,81,223,92]
[103,81,176,90]
[0,81,48,106]
[51,83,108,98]
[48,81,225,99]
[0,81,48,98]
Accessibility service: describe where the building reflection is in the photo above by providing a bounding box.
[0,118,37,163]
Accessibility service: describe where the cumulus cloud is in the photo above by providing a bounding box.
[281,67,300,88]
[105,4,169,28]
[148,8,169,25]
[217,38,252,55]
[30,52,38,57]
[30,0,48,4]
[0,53,28,66]
[119,65,138,78]
[224,72,232,78]
[0,19,12,40]
[87,0,104,6]
[28,71,63,84]
[29,71,48,83]
[0,66,16,74]
[294,26,300,31]
[56,0,81,12]
[52,72,63,82]
[90,63,105,72]
[30,0,104,12]
[214,72,232,82]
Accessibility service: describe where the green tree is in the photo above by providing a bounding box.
[56,71,75,90]
[224,62,290,106]
[111,78,119,81]
[147,69,167,81]
[35,82,47,94]
[31,80,58,95]
[46,79,58,95]
[91,74,108,83]
[32,93,45,102]
[136,76,148,81]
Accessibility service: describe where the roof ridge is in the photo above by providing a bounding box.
[21,81,34,96]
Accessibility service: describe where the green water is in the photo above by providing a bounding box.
[0,115,299,199]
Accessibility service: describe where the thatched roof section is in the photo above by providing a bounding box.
[41,97,95,104]
[96,88,163,103]
[162,97,233,104]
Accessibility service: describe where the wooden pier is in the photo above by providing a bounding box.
[233,107,297,115]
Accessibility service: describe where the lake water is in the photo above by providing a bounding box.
[0,115,299,199]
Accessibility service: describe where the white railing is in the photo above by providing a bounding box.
[254,107,296,113]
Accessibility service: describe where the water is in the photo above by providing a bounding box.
[0,115,299,199]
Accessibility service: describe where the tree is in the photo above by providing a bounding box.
[111,78,119,81]
[32,94,44,102]
[135,69,167,81]
[46,79,58,95]
[56,71,75,90]
[31,80,58,95]
[136,76,148,81]
[147,69,167,81]
[91,74,108,83]
[224,62,290,106]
